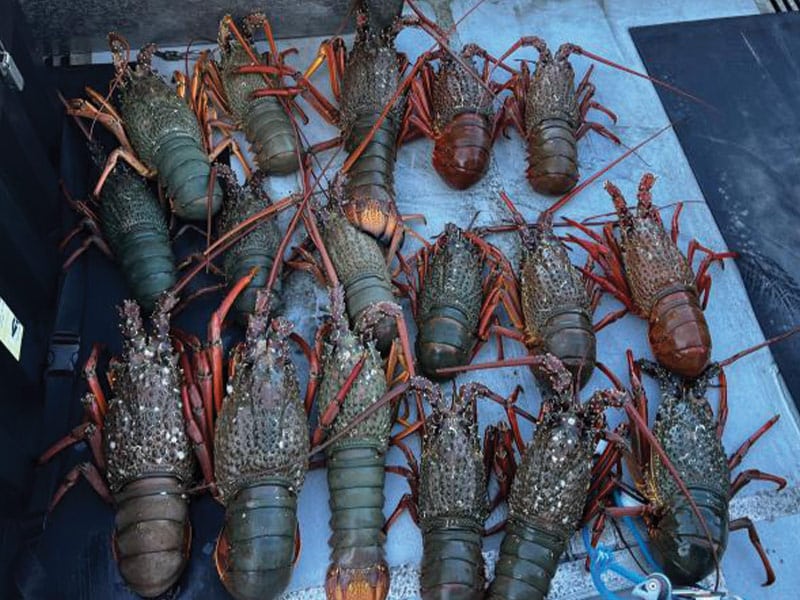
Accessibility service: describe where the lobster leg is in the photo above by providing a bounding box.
[49,462,113,512]
[37,421,103,468]
[729,517,776,586]
[84,344,108,417]
[483,423,518,511]
[62,233,114,270]
[383,492,419,533]
[730,469,787,497]
[289,331,322,416]
[67,95,133,154]
[575,120,621,145]
[494,36,549,75]
[94,147,155,198]
[302,38,345,123]
[728,415,780,471]
[310,354,367,447]
[716,368,729,438]
[400,63,436,143]
[181,383,215,491]
[208,268,259,413]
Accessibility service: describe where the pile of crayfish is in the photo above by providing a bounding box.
[42,2,795,600]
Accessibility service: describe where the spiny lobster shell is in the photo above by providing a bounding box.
[213,316,308,503]
[103,294,194,492]
[430,53,493,132]
[116,54,222,219]
[643,365,730,585]
[318,295,390,451]
[418,386,487,528]
[612,175,711,377]
[416,224,483,379]
[519,221,595,386]
[217,31,300,175]
[339,34,405,149]
[524,52,578,132]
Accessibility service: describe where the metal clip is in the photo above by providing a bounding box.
[0,39,25,91]
[46,331,81,376]
[673,589,741,600]
[632,574,742,600]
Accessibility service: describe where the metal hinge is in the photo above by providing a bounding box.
[46,331,81,376]
[0,39,25,92]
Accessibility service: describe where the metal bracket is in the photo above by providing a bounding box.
[0,39,25,91]
[46,331,81,376]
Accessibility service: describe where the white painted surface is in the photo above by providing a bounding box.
[139,1,800,598]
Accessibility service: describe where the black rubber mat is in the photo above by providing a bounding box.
[14,65,236,600]
[631,12,800,404]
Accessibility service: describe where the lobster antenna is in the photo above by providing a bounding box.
[718,324,800,368]
[564,44,716,112]
[466,211,482,231]
[404,0,496,99]
[544,120,679,216]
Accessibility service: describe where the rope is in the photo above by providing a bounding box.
[582,527,647,600]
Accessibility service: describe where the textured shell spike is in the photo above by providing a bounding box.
[579,388,626,439]
[243,289,274,358]
[108,32,131,80]
[152,292,177,345]
[118,300,146,359]
[135,43,158,74]
[328,285,350,339]
[605,180,635,228]
[636,173,659,219]
[354,300,401,344]
[216,163,242,194]
[242,12,268,39]
[534,353,577,400]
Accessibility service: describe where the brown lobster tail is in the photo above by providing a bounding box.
[416,311,475,380]
[541,309,596,388]
[215,483,298,600]
[432,113,492,190]
[113,476,190,598]
[526,119,578,195]
[344,113,403,246]
[325,445,390,600]
[648,289,711,378]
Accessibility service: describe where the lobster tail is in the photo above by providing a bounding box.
[432,113,492,190]
[487,519,565,600]
[526,119,578,195]
[245,98,301,175]
[421,525,484,600]
[116,229,176,312]
[416,311,476,380]
[648,289,711,378]
[153,134,223,220]
[540,309,596,388]
[113,476,191,598]
[326,445,389,600]
[344,113,402,246]
[215,483,299,600]
[650,487,729,586]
